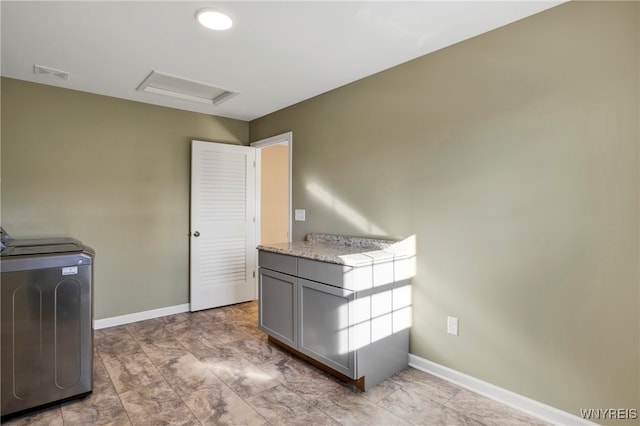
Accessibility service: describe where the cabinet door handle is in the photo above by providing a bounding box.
[193,231,200,237]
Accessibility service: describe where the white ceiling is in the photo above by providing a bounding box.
[1,1,564,121]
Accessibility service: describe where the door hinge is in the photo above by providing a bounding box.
[253,271,256,278]
[253,216,256,223]
[253,161,256,168]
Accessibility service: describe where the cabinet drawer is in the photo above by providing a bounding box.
[298,258,351,288]
[258,251,297,276]
[298,258,372,290]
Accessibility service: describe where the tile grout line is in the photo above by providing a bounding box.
[94,341,136,426]
[163,317,273,426]
[134,334,205,425]
[203,360,273,426]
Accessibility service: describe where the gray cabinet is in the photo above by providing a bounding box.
[258,249,410,391]
[298,278,355,377]
[258,267,297,348]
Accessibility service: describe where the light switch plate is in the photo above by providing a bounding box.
[447,316,459,336]
[295,209,306,221]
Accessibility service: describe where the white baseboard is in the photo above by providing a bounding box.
[408,354,595,426]
[93,303,190,330]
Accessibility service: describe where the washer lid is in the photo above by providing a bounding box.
[1,238,84,257]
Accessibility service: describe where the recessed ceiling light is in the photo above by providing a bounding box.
[196,9,233,31]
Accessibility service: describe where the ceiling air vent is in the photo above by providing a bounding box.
[136,71,237,105]
[34,64,70,80]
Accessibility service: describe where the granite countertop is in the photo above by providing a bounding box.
[257,233,408,266]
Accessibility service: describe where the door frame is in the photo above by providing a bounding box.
[251,131,293,246]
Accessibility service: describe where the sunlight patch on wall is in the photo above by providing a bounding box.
[306,181,386,236]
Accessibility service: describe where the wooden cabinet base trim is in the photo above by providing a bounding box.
[267,335,366,391]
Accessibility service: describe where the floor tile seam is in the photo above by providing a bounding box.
[363,395,414,426]
[272,377,358,426]
[123,312,194,332]
[96,327,145,356]
[201,350,265,383]
[369,382,466,426]
[150,362,189,398]
[376,389,464,426]
[126,325,183,344]
[133,343,209,412]
[300,402,346,426]
[270,363,347,395]
[217,335,253,348]
[250,356,295,388]
[129,324,206,373]
[441,391,495,426]
[107,351,177,399]
[307,402,347,426]
[242,399,280,426]
[95,347,147,361]
[157,351,255,397]
[165,317,238,335]
[172,388,211,426]
[240,376,330,424]
[172,332,229,355]
[390,370,466,395]
[440,397,490,426]
[58,401,70,425]
[241,386,302,422]
[95,355,137,426]
[190,332,272,393]
[397,380,464,408]
[210,371,273,426]
[441,386,464,406]
[119,395,198,426]
[122,325,163,341]
[371,386,403,409]
[200,356,230,382]
[46,406,64,426]
[94,346,140,426]
[119,400,136,426]
[453,410,492,426]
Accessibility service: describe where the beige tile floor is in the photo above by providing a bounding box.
[3,301,549,426]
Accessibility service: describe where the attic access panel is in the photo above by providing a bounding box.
[137,71,237,105]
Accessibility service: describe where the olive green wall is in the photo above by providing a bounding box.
[250,1,639,420]
[1,78,249,319]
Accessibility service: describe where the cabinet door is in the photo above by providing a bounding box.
[298,278,356,378]
[258,268,297,348]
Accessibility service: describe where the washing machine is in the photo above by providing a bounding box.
[1,228,94,419]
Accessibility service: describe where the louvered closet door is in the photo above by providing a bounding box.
[190,140,256,311]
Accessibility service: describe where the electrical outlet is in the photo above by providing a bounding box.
[295,209,306,221]
[447,316,459,336]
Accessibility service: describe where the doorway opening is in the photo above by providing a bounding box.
[251,132,292,246]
